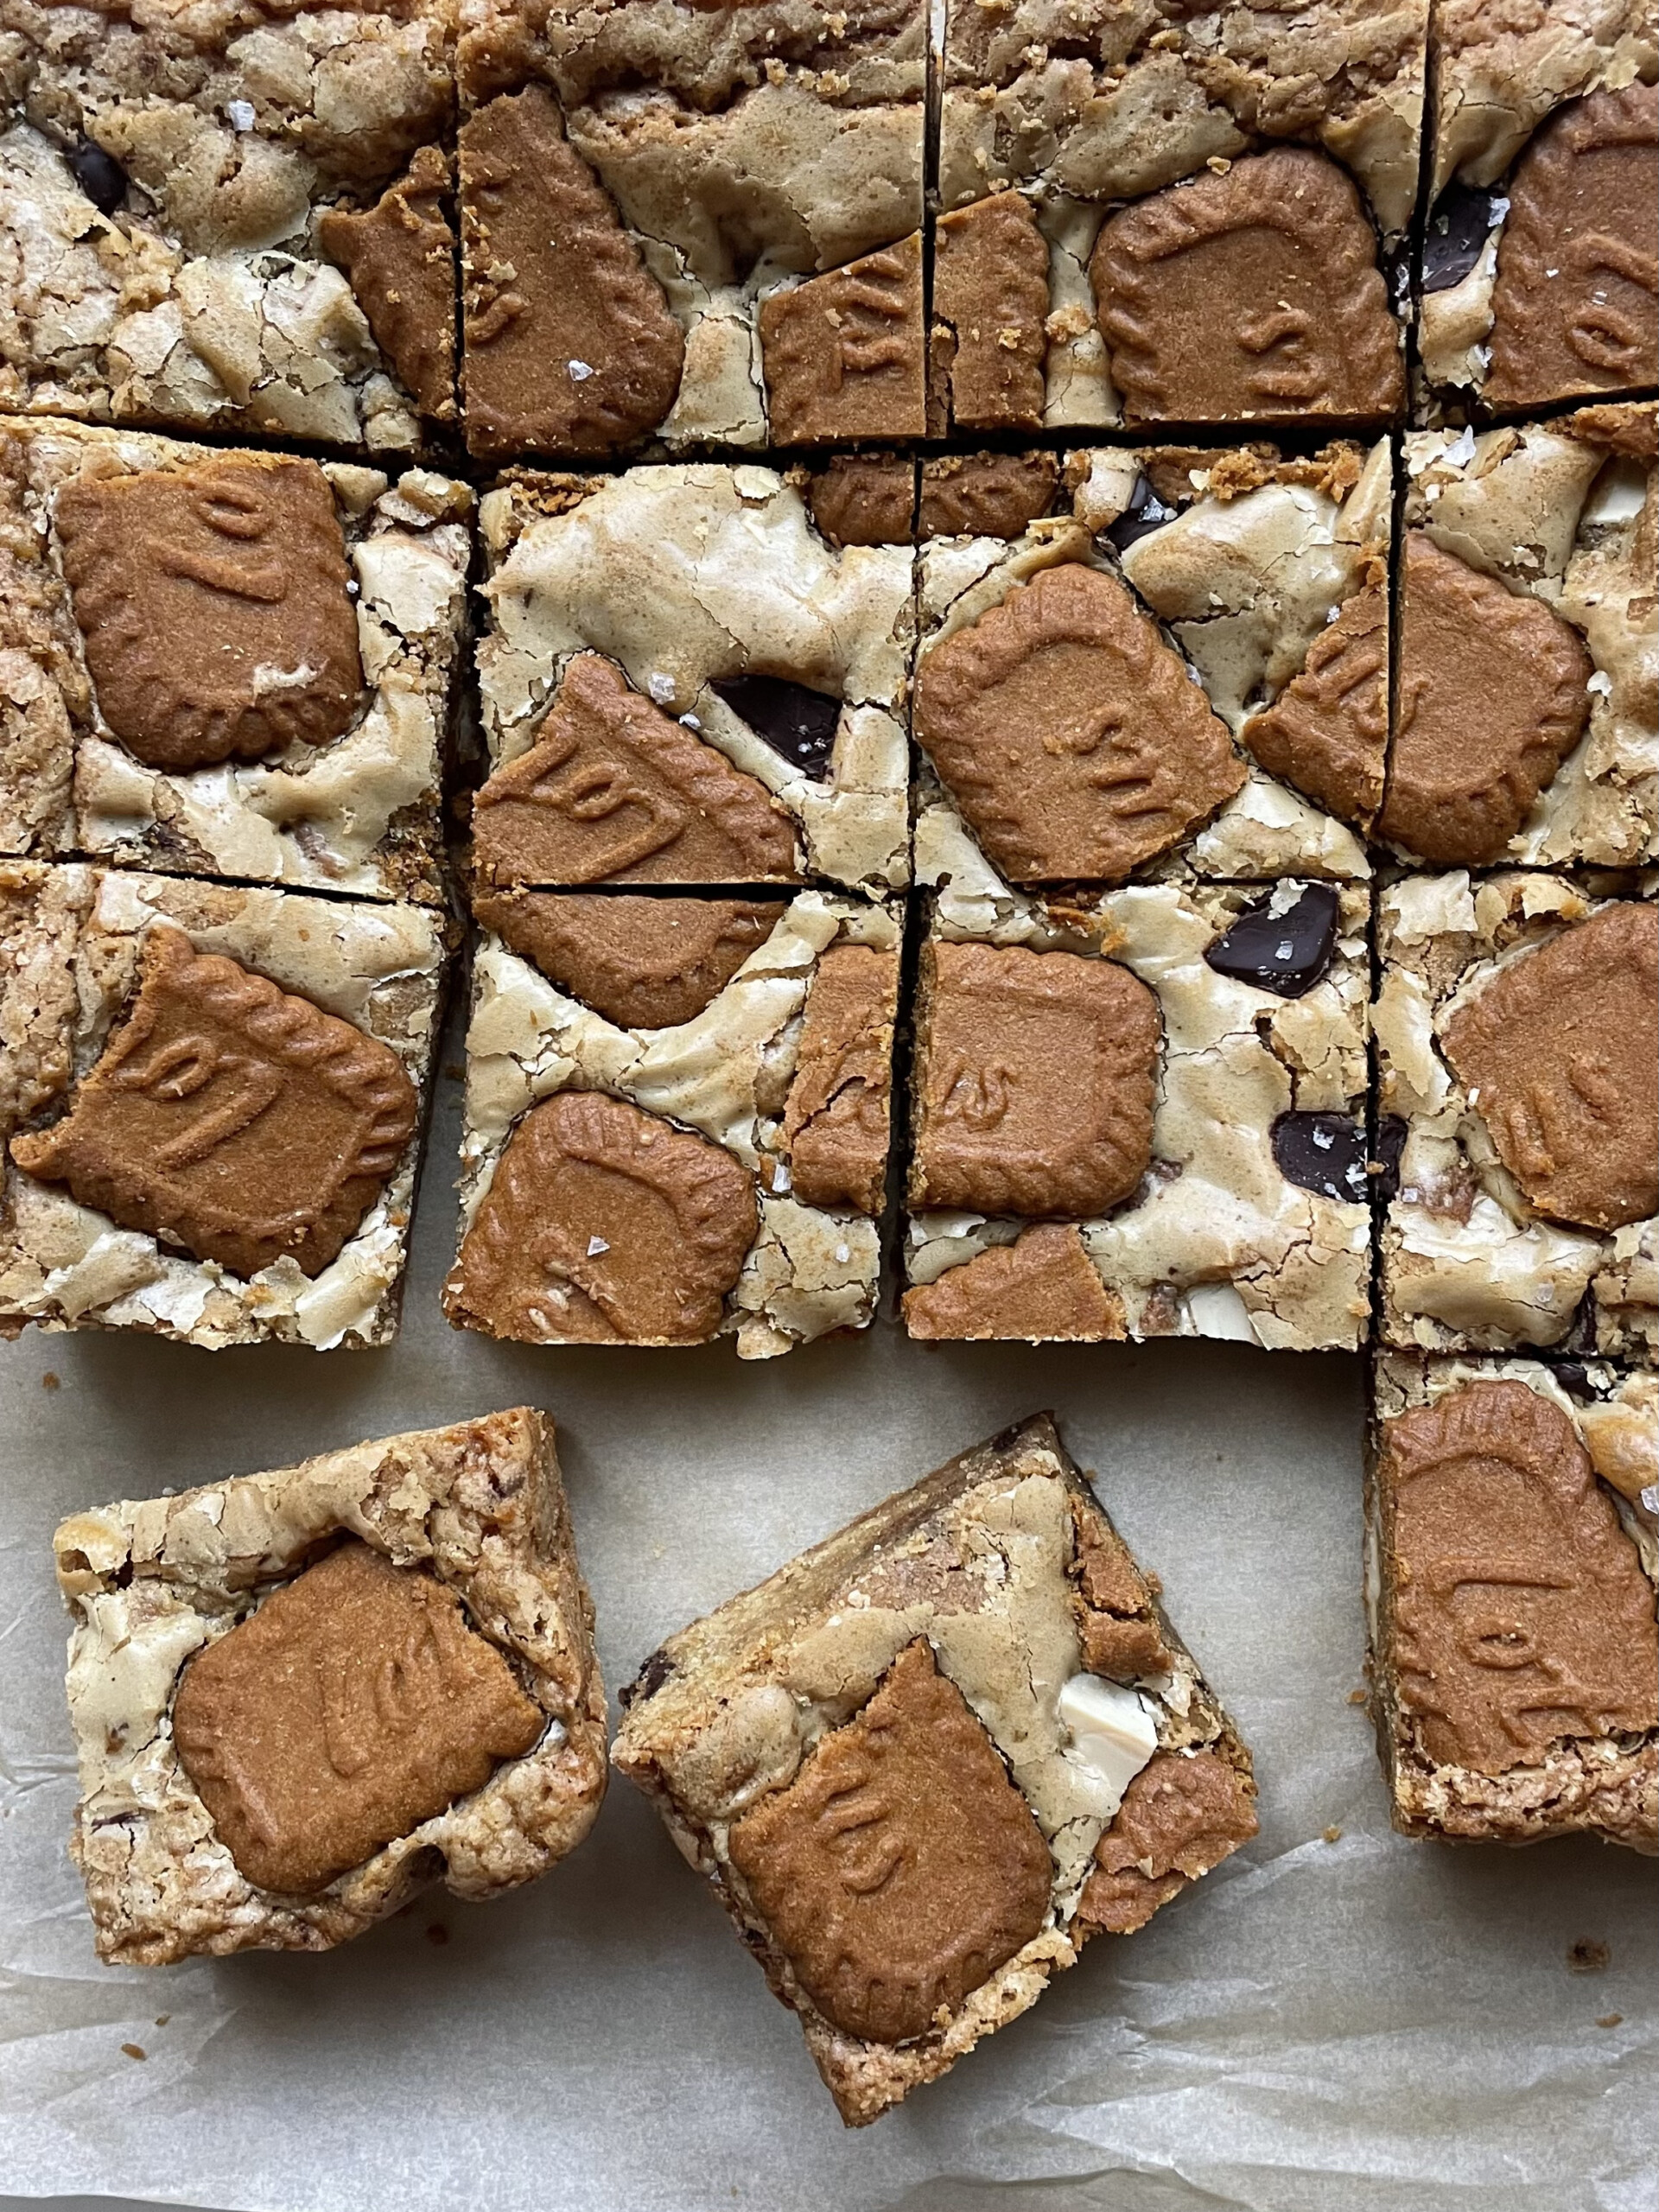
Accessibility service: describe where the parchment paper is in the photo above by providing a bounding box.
[2,1024,1654,2212]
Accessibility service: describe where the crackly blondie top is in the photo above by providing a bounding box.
[54,1406,607,1963]
[915,440,1390,891]
[0,861,443,1348]
[446,889,899,1357]
[474,466,913,893]
[0,0,460,446]
[0,416,469,896]
[613,1413,1255,2124]
[1376,871,1658,1363]
[1368,1356,1657,1851]
[903,880,1371,1351]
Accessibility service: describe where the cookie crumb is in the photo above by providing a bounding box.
[121,2043,146,2061]
[41,1370,61,1389]
[424,1923,449,1946]
[1597,2013,1624,2029]
[1567,1938,1611,1974]
[443,1061,465,1082]
[1347,1688,1368,1706]
[1321,1825,1342,1843]
[154,2014,169,2027]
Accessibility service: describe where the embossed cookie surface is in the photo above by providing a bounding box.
[918,453,1058,541]
[54,457,362,772]
[807,457,915,546]
[472,654,799,887]
[1092,149,1404,423]
[319,145,456,422]
[914,563,1245,881]
[10,925,417,1280]
[760,232,925,446]
[781,944,898,1215]
[474,891,782,1028]
[1440,902,1658,1230]
[1241,580,1388,826]
[448,1090,756,1344]
[912,941,1160,1217]
[173,1541,544,1896]
[1488,85,1659,408]
[727,1639,1052,2044]
[1379,1382,1658,1776]
[1376,534,1592,865]
[461,86,684,458]
[931,192,1048,432]
[904,1223,1125,1341]
[1078,1750,1258,1935]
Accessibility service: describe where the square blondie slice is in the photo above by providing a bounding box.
[455,0,925,460]
[470,465,912,896]
[613,1414,1256,2125]
[0,862,443,1347]
[0,0,458,448]
[1419,9,1655,416]
[901,879,1371,1350]
[0,418,469,896]
[913,440,1391,893]
[1368,1356,1657,1851]
[444,889,899,1357]
[1375,871,1657,1363]
[54,1407,607,1964]
[934,0,1422,435]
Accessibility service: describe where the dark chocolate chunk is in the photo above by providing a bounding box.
[70,135,127,215]
[621,1647,676,1708]
[1271,1112,1370,1202]
[1203,882,1341,998]
[1422,185,1503,295]
[1545,1358,1597,1403]
[1105,474,1180,555]
[1374,1114,1408,1204]
[711,676,841,780]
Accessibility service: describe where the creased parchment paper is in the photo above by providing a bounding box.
[1,1027,1654,2212]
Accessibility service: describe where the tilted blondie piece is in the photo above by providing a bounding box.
[0,862,443,1347]
[54,1407,607,1964]
[933,0,1422,434]
[1419,5,1656,415]
[0,0,459,447]
[445,889,899,1357]
[913,440,1391,893]
[902,880,1371,1350]
[0,417,469,898]
[1381,405,1656,871]
[613,1414,1256,2125]
[1375,872,1657,1362]
[470,465,912,895]
[455,0,925,459]
[1368,1356,1657,1850]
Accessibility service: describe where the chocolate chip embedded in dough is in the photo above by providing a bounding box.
[172,1541,544,1897]
[471,654,800,888]
[781,944,899,1216]
[53,455,362,772]
[912,940,1160,1218]
[1379,1380,1659,1776]
[711,676,842,782]
[1271,1112,1370,1204]
[902,1223,1127,1341]
[1376,533,1592,867]
[1203,882,1341,1000]
[1487,85,1659,409]
[1076,1749,1257,1936]
[918,453,1059,541]
[1104,474,1182,555]
[727,1639,1052,2044]
[446,1090,756,1344]
[318,144,456,423]
[1241,582,1389,827]
[760,232,926,447]
[930,191,1049,433]
[1440,902,1659,1233]
[9,925,417,1281]
[913,563,1246,883]
[460,86,684,459]
[1092,149,1404,424]
[806,456,915,547]
[1421,184,1504,294]
[69,135,126,214]
[473,891,782,1030]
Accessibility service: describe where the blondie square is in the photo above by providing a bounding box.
[1368,1355,1656,1850]
[444,889,899,1357]
[1375,872,1657,1362]
[470,464,912,895]
[455,0,925,459]
[914,440,1391,893]
[54,1407,607,1962]
[0,861,443,1347]
[934,0,1423,434]
[902,880,1371,1351]
[1420,7,1656,414]
[0,416,469,898]
[613,1413,1256,2124]
[0,0,459,448]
